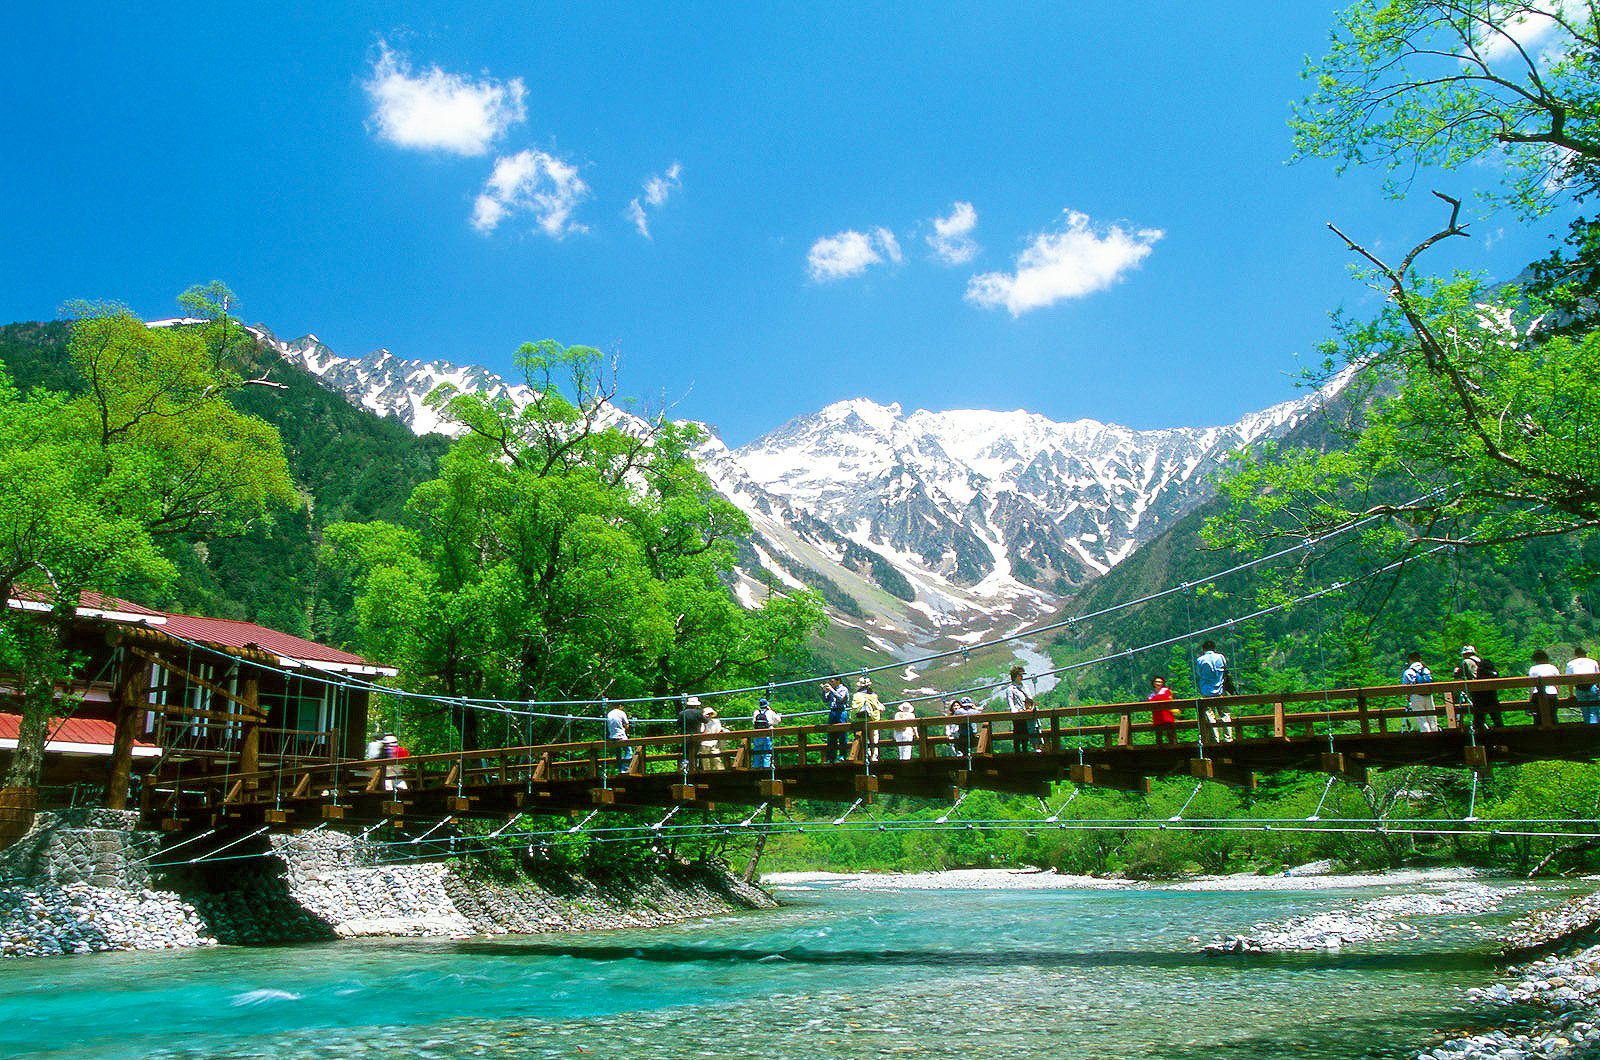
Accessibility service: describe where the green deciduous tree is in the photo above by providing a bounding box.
[0,292,296,789]
[326,341,824,748]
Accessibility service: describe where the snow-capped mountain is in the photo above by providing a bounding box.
[240,326,1328,649]
[696,394,1317,645]
[276,334,536,437]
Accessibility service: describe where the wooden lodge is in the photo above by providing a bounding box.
[0,592,395,818]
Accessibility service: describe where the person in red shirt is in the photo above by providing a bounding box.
[1147,675,1178,746]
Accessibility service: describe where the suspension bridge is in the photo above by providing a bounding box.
[144,672,1600,839]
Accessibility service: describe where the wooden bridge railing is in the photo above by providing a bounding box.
[147,670,1600,824]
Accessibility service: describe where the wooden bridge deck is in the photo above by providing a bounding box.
[141,672,1600,834]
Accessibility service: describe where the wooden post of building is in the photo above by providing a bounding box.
[106,651,149,811]
[239,673,261,790]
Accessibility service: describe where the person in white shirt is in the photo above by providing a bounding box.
[892,702,917,760]
[700,707,726,770]
[1530,649,1562,695]
[1530,649,1562,724]
[1401,651,1437,733]
[1567,646,1600,724]
[1004,665,1036,752]
[605,704,631,768]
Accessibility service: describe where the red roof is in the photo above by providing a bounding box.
[0,713,157,752]
[12,591,391,673]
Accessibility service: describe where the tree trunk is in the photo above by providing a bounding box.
[3,614,72,791]
[741,804,775,883]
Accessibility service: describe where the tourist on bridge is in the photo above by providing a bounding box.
[940,698,961,756]
[751,697,780,769]
[701,707,726,770]
[821,677,851,763]
[1455,646,1502,730]
[1193,641,1234,743]
[381,734,409,791]
[364,733,385,787]
[1401,651,1437,733]
[892,702,917,760]
[1005,665,1037,752]
[678,696,706,772]
[955,695,983,756]
[853,677,885,761]
[1566,646,1600,724]
[605,703,631,768]
[1147,675,1178,746]
[1528,649,1563,725]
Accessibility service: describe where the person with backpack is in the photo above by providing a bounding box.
[1455,646,1503,729]
[751,697,780,769]
[1193,641,1234,743]
[820,677,851,763]
[1401,650,1438,733]
[852,677,884,762]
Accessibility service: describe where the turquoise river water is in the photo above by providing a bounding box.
[0,878,1571,1059]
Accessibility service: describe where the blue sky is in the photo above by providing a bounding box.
[0,3,1570,446]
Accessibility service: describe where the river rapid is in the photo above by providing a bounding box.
[0,876,1572,1059]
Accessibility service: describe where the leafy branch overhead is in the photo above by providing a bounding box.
[1210,2,1600,559]
[1293,0,1600,218]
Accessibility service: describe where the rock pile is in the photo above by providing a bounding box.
[1421,945,1600,1059]
[1203,885,1508,954]
[1500,889,1600,959]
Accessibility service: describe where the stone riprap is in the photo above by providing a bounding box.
[0,812,773,958]
[0,882,215,957]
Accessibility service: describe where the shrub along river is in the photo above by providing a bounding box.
[0,876,1571,1058]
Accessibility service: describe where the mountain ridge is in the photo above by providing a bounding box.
[230,324,1337,655]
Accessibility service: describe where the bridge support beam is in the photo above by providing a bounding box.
[1315,752,1369,786]
[955,768,1052,798]
[1188,758,1256,790]
[1069,763,1150,794]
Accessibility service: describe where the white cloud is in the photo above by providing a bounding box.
[965,210,1163,315]
[364,43,526,156]
[627,162,683,238]
[1479,2,1584,62]
[472,150,590,237]
[808,226,902,282]
[928,201,980,265]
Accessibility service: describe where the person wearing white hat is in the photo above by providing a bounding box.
[700,706,726,770]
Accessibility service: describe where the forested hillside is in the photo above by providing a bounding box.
[0,319,451,643]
